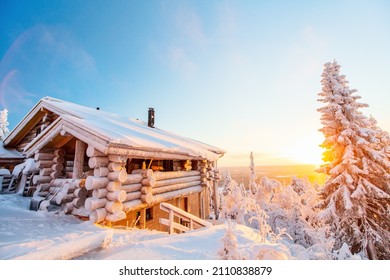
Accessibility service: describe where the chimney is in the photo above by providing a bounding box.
[148,108,155,128]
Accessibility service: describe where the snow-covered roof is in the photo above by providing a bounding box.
[0,142,23,159]
[7,97,225,161]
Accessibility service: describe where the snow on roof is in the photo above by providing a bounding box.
[0,142,23,159]
[41,97,225,161]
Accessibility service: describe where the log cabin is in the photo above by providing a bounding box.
[2,97,225,231]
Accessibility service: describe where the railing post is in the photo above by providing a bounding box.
[190,219,194,231]
[169,209,174,234]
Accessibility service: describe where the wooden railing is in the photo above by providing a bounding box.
[159,202,212,234]
[0,174,18,194]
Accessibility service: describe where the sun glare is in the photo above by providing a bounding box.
[281,133,324,166]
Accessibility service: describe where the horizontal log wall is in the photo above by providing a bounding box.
[87,148,128,224]
[32,146,212,227]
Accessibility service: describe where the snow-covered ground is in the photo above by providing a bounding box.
[1,193,387,280]
[0,193,295,260]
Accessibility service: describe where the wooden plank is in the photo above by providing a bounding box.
[160,202,212,228]
[159,218,189,233]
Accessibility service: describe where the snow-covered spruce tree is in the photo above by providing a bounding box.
[220,180,247,224]
[317,61,390,259]
[217,219,244,260]
[0,108,10,141]
[249,152,258,195]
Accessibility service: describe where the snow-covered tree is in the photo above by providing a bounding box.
[217,219,244,260]
[260,176,321,248]
[220,180,247,224]
[221,170,234,196]
[0,108,10,141]
[249,152,258,195]
[317,60,390,259]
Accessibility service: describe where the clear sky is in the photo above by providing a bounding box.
[1,0,389,167]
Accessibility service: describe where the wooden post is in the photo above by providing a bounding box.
[139,208,146,229]
[169,209,174,234]
[73,140,87,179]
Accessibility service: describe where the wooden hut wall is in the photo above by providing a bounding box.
[31,142,218,228]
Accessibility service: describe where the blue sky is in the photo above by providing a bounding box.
[1,0,390,166]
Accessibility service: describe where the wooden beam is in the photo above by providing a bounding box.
[53,135,73,149]
[73,140,87,179]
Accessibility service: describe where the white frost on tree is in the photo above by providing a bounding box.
[220,179,247,224]
[0,108,10,141]
[317,60,390,259]
[249,152,258,195]
[217,219,244,260]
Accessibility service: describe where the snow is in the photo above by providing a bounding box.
[1,193,294,260]
[0,169,10,175]
[39,97,225,161]
[0,108,10,141]
[0,142,22,159]
[11,158,36,176]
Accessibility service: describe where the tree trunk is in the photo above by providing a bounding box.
[142,176,156,187]
[54,149,66,157]
[107,170,128,183]
[152,181,200,195]
[153,170,200,181]
[141,186,152,195]
[34,152,54,161]
[32,175,52,185]
[86,146,105,157]
[121,183,142,193]
[92,188,108,199]
[85,197,108,211]
[132,169,153,178]
[141,192,154,204]
[85,176,109,190]
[73,140,86,179]
[39,168,53,176]
[107,162,124,172]
[108,154,128,163]
[74,179,86,188]
[73,196,87,208]
[35,160,53,169]
[53,157,65,164]
[89,208,107,223]
[106,181,121,192]
[106,211,126,222]
[122,200,142,212]
[124,174,143,185]
[50,171,62,179]
[105,201,123,213]
[154,175,201,188]
[74,187,88,198]
[124,191,142,202]
[106,190,127,202]
[367,237,378,260]
[93,167,110,177]
[88,156,110,169]
[153,186,202,204]
[52,163,64,172]
[63,202,74,214]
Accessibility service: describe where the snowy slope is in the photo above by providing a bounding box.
[0,194,112,259]
[0,194,293,260]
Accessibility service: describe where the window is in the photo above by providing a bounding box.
[146,207,153,221]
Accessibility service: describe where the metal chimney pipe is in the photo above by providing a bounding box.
[148,108,155,128]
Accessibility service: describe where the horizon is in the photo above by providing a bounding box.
[1,1,389,167]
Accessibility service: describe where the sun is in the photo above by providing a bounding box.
[281,132,324,166]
